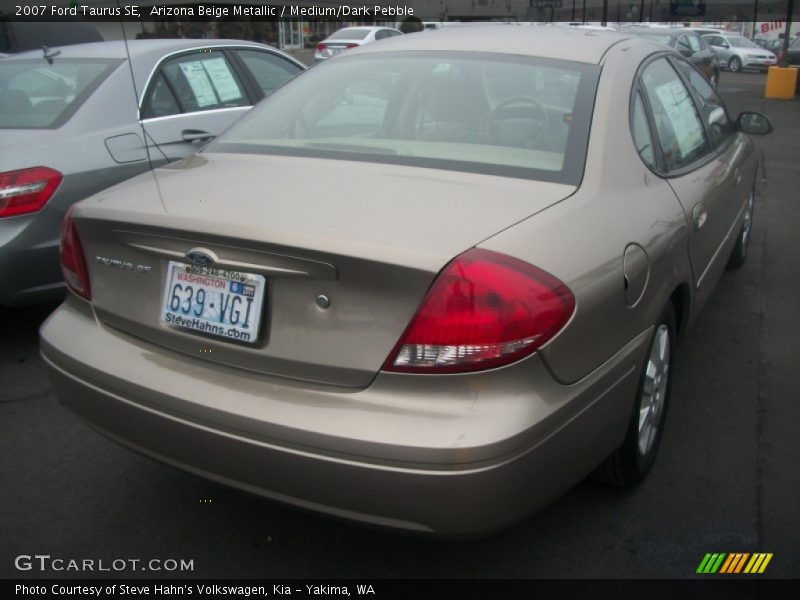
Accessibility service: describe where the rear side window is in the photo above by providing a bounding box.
[0,59,118,128]
[631,92,656,169]
[640,58,707,171]
[156,51,249,114]
[141,73,181,118]
[677,35,693,55]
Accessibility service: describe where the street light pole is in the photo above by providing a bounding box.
[780,0,794,66]
[752,0,759,39]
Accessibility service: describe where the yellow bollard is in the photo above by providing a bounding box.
[764,66,798,99]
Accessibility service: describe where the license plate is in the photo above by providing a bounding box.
[160,261,265,344]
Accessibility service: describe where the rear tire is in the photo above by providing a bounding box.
[729,56,742,73]
[727,189,755,269]
[592,304,676,487]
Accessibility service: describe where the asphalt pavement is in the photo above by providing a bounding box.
[1,71,798,580]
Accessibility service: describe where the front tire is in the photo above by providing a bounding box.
[727,189,755,269]
[729,56,742,73]
[593,304,675,487]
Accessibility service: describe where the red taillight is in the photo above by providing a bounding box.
[316,43,327,53]
[59,205,91,300]
[382,248,575,374]
[0,166,63,218]
[346,43,358,49]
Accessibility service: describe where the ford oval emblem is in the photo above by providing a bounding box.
[185,249,215,267]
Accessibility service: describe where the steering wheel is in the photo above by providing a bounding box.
[485,96,549,148]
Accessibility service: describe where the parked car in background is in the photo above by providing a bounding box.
[766,39,784,56]
[782,35,800,92]
[703,33,777,72]
[0,39,304,306]
[0,18,102,54]
[625,27,720,85]
[687,27,725,38]
[41,27,772,537]
[314,26,402,61]
[783,34,800,64]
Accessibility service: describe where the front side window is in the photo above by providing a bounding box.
[728,36,757,48]
[235,49,302,97]
[0,59,118,128]
[672,58,735,152]
[207,52,599,184]
[640,58,707,171]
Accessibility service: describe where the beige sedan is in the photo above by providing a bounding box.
[41,26,772,537]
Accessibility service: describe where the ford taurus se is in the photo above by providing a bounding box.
[40,27,772,537]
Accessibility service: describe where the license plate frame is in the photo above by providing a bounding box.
[159,261,266,345]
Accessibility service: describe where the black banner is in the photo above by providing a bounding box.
[0,0,796,23]
[5,579,800,600]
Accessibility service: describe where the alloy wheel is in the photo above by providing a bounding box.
[638,324,670,457]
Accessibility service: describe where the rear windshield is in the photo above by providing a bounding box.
[208,52,599,184]
[327,29,372,41]
[0,59,119,128]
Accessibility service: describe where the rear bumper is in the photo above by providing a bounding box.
[41,297,650,536]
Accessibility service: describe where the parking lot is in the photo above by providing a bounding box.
[1,70,798,579]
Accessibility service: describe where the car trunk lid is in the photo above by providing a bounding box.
[74,153,575,387]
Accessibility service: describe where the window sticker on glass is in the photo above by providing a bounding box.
[654,80,704,159]
[179,61,218,107]
[201,57,243,103]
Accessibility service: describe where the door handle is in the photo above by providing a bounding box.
[181,129,215,143]
[692,204,708,231]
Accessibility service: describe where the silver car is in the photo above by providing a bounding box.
[314,26,402,62]
[703,33,778,72]
[0,39,304,306]
[41,27,772,537]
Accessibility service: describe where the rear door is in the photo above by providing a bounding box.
[139,49,253,161]
[637,56,745,307]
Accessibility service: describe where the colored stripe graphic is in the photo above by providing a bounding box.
[744,553,774,574]
[697,553,727,574]
[720,553,750,573]
[699,553,774,574]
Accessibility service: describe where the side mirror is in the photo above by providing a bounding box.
[737,111,774,135]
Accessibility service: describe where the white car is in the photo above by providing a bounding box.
[314,27,403,61]
[703,33,778,72]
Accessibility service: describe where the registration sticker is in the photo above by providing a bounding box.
[160,261,265,344]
